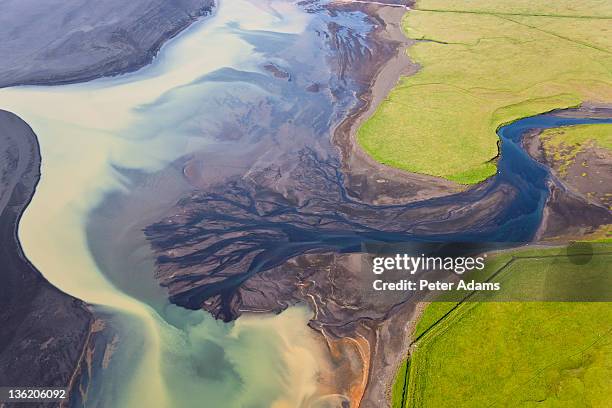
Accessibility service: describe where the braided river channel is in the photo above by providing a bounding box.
[0,0,611,406]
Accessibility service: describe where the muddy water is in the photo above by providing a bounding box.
[0,0,369,406]
[1,0,611,406]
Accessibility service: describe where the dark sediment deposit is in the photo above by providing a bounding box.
[522,114,612,240]
[0,1,219,403]
[0,111,92,407]
[2,0,609,407]
[0,0,214,88]
[145,147,514,318]
[538,182,612,240]
[142,4,612,406]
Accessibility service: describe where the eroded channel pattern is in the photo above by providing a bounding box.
[142,3,612,322]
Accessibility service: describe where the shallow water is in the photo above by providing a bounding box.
[0,0,355,406]
[143,113,612,315]
[0,0,611,406]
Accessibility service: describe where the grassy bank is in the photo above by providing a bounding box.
[357,0,612,183]
[539,124,612,175]
[394,244,612,407]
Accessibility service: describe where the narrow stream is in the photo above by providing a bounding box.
[0,0,610,406]
[0,1,350,406]
[143,112,612,316]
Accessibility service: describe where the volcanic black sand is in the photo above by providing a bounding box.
[331,3,463,206]
[0,0,214,88]
[142,3,485,405]
[0,2,219,404]
[2,1,609,407]
[142,4,612,407]
[522,106,612,240]
[0,110,92,406]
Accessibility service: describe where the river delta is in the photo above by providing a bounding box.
[0,0,610,407]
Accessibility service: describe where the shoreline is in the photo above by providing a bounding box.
[0,3,220,404]
[331,2,463,206]
[323,7,463,402]
[522,120,612,242]
[0,1,215,89]
[0,110,92,403]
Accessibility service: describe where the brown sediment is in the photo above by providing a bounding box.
[101,335,120,369]
[344,334,371,405]
[522,123,612,241]
[143,3,510,407]
[536,181,612,241]
[330,2,463,205]
[66,308,132,407]
[553,103,612,119]
[561,145,612,209]
[222,250,427,407]
[315,328,370,407]
[62,316,102,408]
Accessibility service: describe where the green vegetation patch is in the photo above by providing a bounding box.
[540,124,612,176]
[402,244,612,407]
[357,0,612,183]
[391,358,410,408]
[541,125,612,151]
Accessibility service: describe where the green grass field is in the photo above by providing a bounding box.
[357,0,612,183]
[392,244,612,407]
[539,124,612,176]
[391,358,410,408]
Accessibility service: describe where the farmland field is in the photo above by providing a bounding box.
[358,0,612,183]
[394,244,612,407]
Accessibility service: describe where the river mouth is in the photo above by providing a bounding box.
[1,0,611,407]
[144,111,612,320]
[0,0,363,406]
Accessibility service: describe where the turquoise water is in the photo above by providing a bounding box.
[0,1,345,406]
